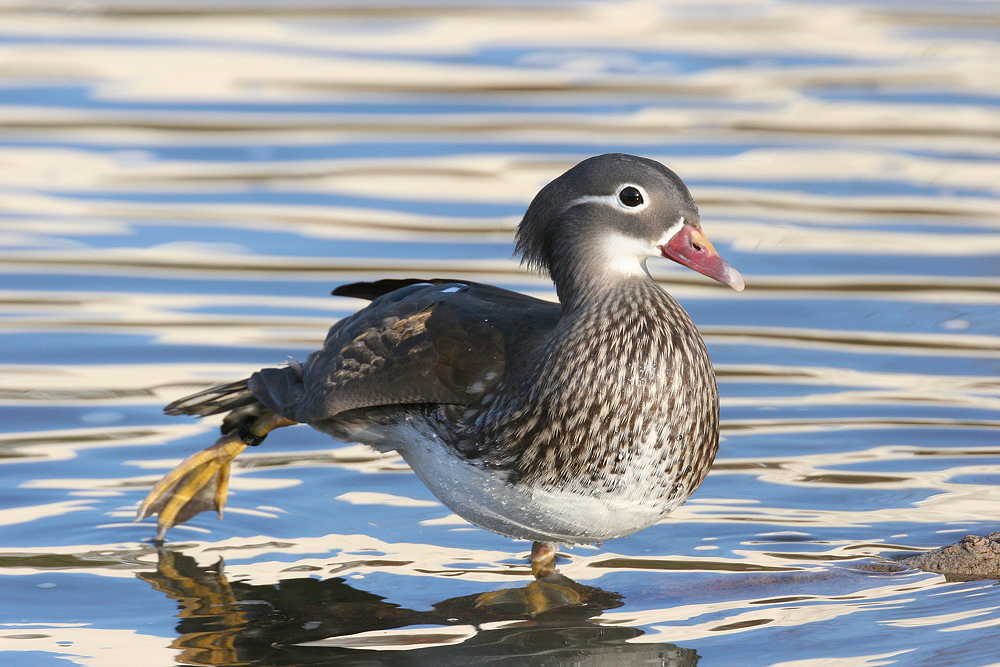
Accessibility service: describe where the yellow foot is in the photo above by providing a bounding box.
[135,434,248,541]
[136,411,296,540]
[475,576,583,616]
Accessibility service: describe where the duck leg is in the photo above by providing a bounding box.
[475,541,581,615]
[136,411,296,540]
[530,541,559,577]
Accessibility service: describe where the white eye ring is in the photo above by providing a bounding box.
[615,183,649,211]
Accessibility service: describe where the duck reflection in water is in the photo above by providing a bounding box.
[140,549,699,667]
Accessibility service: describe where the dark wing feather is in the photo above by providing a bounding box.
[254,281,560,424]
[332,278,464,301]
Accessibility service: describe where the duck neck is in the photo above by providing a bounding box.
[548,238,654,314]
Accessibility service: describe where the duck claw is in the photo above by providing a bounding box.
[136,434,248,540]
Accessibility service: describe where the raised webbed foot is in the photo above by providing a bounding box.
[136,433,247,541]
[136,411,295,540]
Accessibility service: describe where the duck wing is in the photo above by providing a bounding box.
[250,280,561,424]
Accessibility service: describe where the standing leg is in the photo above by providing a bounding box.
[530,541,559,578]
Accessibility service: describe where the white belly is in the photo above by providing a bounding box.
[391,421,672,544]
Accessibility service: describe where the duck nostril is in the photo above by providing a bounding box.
[692,242,704,252]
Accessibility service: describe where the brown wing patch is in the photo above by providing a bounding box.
[293,282,558,423]
[392,309,432,337]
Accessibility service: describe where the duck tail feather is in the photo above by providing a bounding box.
[163,379,257,418]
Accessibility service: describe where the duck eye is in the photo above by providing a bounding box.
[619,186,644,207]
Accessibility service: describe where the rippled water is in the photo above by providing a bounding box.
[1,1,999,665]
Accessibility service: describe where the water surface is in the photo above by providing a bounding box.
[1,1,999,666]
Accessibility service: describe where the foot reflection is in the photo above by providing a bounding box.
[139,548,699,666]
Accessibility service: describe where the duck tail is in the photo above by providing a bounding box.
[165,362,304,433]
[164,379,257,417]
[165,378,276,435]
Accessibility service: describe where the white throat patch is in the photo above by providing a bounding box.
[602,232,658,278]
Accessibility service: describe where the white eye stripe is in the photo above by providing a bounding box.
[560,183,651,213]
[559,194,618,212]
